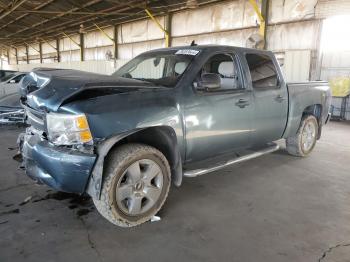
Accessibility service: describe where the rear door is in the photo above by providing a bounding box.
[244,53,288,145]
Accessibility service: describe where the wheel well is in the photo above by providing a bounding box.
[302,104,322,121]
[302,104,322,139]
[108,126,182,186]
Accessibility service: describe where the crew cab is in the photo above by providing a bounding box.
[18,45,331,227]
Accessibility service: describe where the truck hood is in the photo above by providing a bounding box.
[21,68,164,112]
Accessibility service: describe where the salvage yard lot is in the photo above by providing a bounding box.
[1,122,350,262]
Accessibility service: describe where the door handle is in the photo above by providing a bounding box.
[235,99,249,108]
[275,95,286,102]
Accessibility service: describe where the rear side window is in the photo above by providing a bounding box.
[245,54,278,89]
[9,74,25,83]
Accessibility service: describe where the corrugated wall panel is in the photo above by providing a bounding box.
[85,46,114,61]
[269,0,317,23]
[172,0,257,37]
[267,20,320,51]
[42,41,57,54]
[172,28,257,47]
[118,39,165,60]
[118,17,165,44]
[284,50,311,81]
[60,36,80,52]
[316,0,350,18]
[85,27,114,48]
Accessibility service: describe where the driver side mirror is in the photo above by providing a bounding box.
[9,79,16,84]
[198,73,221,91]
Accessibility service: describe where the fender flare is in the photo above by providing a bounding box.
[86,127,183,199]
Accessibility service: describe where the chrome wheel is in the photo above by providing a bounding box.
[116,159,163,216]
[301,121,316,152]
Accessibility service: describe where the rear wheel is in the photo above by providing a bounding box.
[286,115,318,157]
[93,143,171,227]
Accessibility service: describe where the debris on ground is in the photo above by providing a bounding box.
[0,107,25,124]
[150,215,161,222]
[19,196,32,206]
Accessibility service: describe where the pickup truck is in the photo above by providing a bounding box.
[18,45,332,227]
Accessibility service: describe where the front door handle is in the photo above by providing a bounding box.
[275,95,286,102]
[235,99,249,108]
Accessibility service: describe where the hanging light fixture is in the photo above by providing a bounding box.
[186,0,198,9]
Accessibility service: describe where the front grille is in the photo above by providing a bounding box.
[23,104,45,132]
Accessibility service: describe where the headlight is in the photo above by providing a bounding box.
[46,113,93,145]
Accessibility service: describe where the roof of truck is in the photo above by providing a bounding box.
[144,44,273,55]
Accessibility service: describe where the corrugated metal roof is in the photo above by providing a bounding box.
[0,0,222,47]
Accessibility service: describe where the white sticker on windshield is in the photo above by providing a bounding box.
[175,49,199,56]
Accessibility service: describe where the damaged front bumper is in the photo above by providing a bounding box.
[20,130,97,194]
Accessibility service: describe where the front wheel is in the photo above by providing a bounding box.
[286,115,319,157]
[93,143,171,227]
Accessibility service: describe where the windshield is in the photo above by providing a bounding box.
[112,50,197,87]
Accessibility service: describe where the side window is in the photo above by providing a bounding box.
[245,54,279,89]
[195,53,242,92]
[8,74,25,84]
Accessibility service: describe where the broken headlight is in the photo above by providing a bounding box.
[46,113,93,145]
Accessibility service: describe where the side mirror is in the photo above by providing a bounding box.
[199,73,221,91]
[9,79,16,84]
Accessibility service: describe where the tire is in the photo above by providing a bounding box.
[93,143,171,227]
[286,115,319,157]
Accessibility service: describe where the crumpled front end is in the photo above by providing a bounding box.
[19,127,97,194]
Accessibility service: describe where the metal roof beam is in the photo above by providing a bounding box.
[6,0,103,37]
[0,0,28,20]
[0,0,55,32]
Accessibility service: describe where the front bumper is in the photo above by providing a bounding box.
[20,131,97,194]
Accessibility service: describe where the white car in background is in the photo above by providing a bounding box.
[0,72,27,123]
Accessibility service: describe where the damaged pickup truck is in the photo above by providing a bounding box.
[18,45,331,227]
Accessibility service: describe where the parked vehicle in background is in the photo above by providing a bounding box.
[0,72,27,123]
[18,45,331,227]
[0,69,16,81]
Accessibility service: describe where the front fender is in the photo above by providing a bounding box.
[85,129,143,199]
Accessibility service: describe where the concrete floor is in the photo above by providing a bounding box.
[0,122,350,262]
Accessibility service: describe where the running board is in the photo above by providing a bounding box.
[183,143,280,177]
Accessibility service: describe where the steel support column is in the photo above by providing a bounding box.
[165,13,172,47]
[261,0,269,49]
[56,38,60,62]
[39,42,43,63]
[79,33,84,61]
[114,25,118,60]
[15,48,18,65]
[248,0,269,49]
[7,49,10,65]
[25,45,29,64]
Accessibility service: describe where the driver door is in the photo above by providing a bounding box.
[184,53,254,163]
